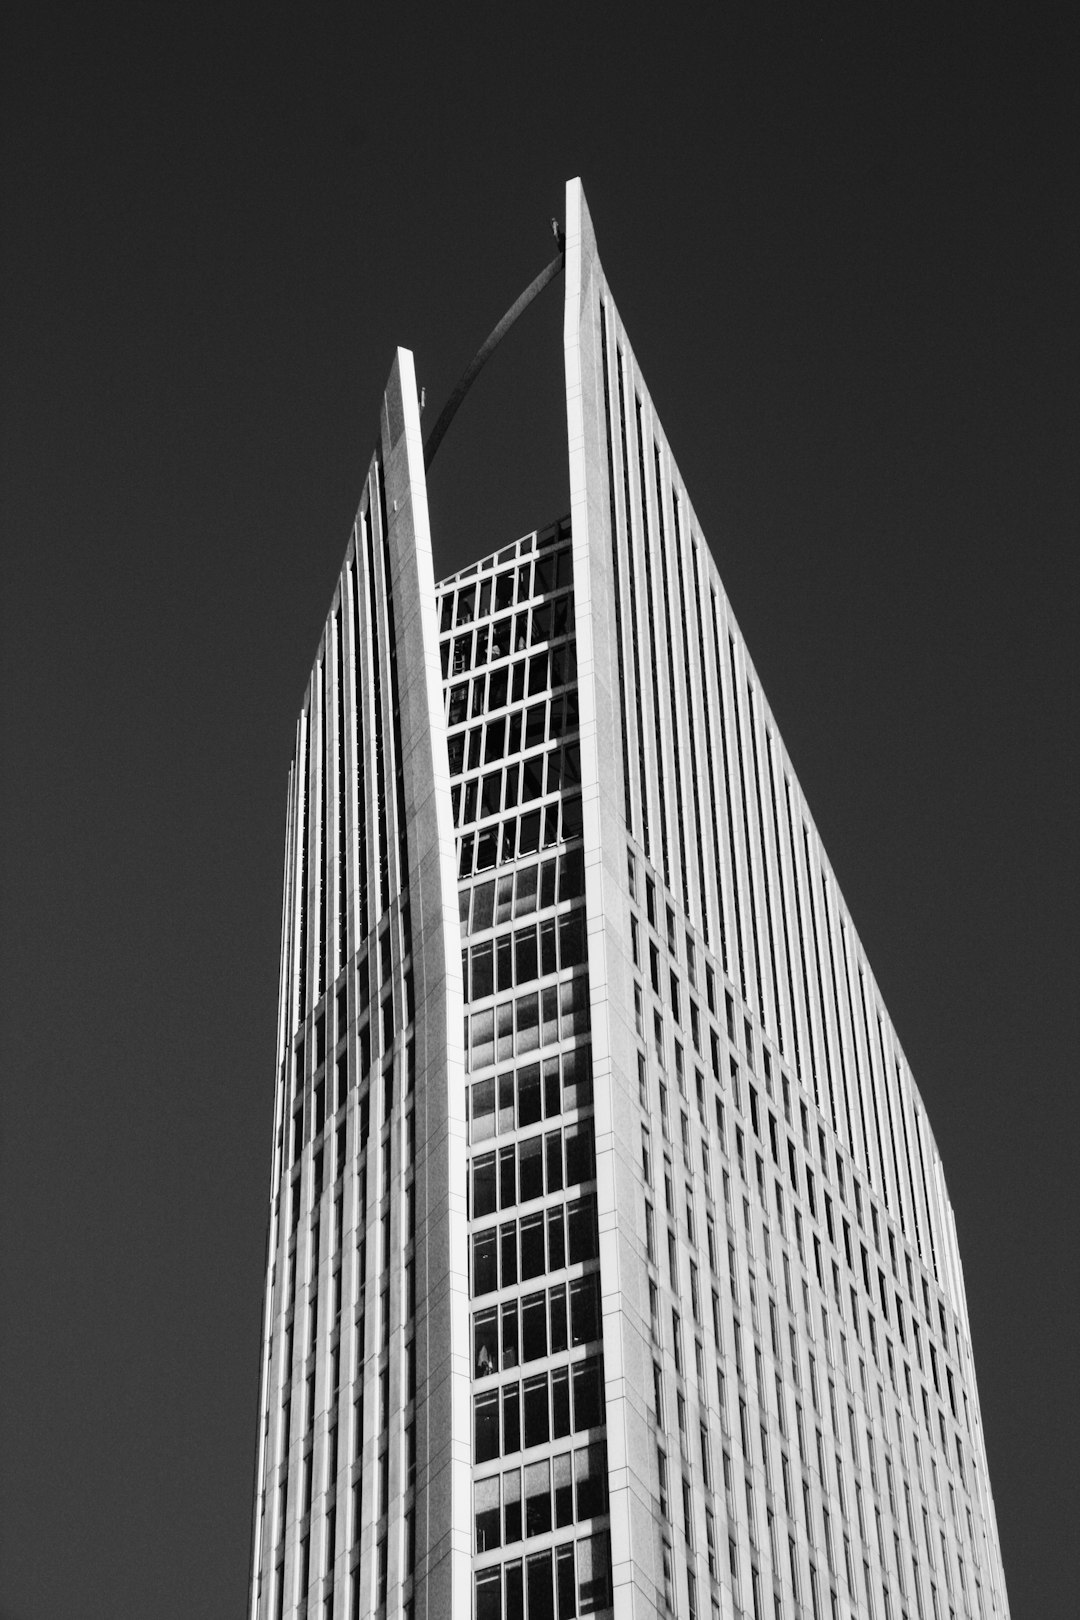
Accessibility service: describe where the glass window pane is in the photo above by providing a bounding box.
[567,1196,598,1264]
[473,1152,497,1216]
[505,1560,523,1620]
[528,652,549,694]
[520,1214,545,1280]
[523,1374,550,1448]
[573,1358,604,1432]
[519,811,541,853]
[475,1474,501,1551]
[524,1458,551,1537]
[448,682,468,725]
[515,927,539,986]
[499,1074,516,1133]
[570,1274,600,1346]
[514,864,538,916]
[565,1120,594,1186]
[501,1301,519,1370]
[551,1367,571,1438]
[559,848,584,901]
[521,757,544,803]
[476,828,498,870]
[501,1222,518,1286]
[472,879,495,931]
[556,1544,577,1619]
[518,1065,542,1126]
[474,1308,498,1376]
[527,1551,554,1620]
[502,1384,520,1455]
[500,1145,517,1207]
[475,1391,500,1462]
[497,1000,515,1062]
[542,986,559,1046]
[476,1566,502,1620]
[578,1532,612,1614]
[521,1292,547,1363]
[516,993,540,1054]
[562,1047,592,1113]
[473,1230,497,1296]
[575,1442,608,1521]
[546,1131,563,1193]
[503,1467,522,1544]
[544,1055,561,1115]
[553,1453,573,1528]
[558,912,586,970]
[547,1207,566,1272]
[519,1136,544,1202]
[472,1079,496,1142]
[549,1285,568,1354]
[482,772,502,818]
[489,663,509,704]
[472,1009,495,1071]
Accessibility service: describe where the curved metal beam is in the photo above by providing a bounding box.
[423,248,565,472]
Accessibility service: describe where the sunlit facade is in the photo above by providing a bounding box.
[248,179,1010,1620]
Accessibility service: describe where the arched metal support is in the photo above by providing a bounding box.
[423,244,565,472]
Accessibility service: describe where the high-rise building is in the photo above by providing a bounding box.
[248,179,1009,1620]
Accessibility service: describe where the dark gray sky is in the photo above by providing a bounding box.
[2,5,1075,1617]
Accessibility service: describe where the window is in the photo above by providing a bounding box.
[475,1475,500,1551]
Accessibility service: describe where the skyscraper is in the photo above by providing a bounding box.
[248,179,1010,1620]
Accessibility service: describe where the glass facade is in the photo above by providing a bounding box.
[439,520,613,1620]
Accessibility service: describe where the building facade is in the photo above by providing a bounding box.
[248,180,1010,1620]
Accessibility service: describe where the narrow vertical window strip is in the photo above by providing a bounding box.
[840,918,873,1178]
[654,444,691,915]
[376,449,411,892]
[802,824,838,1134]
[783,775,820,1108]
[876,1018,907,1233]
[691,543,726,970]
[318,661,328,1000]
[820,875,856,1157]
[297,709,310,1023]
[599,300,634,834]
[634,393,671,887]
[745,682,785,1053]
[673,498,710,947]
[335,611,348,973]
[616,348,651,858]
[728,638,766,1027]
[857,968,889,1202]
[710,590,747,1001]
[914,1109,940,1283]
[280,759,298,1053]
[765,730,801,1082]
[364,479,390,917]
[348,545,370,943]
[895,1063,926,1261]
